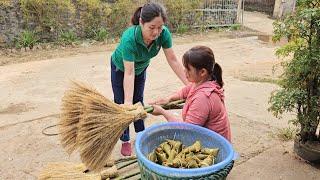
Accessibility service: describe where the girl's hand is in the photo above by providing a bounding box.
[151,105,165,116]
[149,97,171,105]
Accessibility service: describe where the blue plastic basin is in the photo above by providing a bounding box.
[135,122,234,179]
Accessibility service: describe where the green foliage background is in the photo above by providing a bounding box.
[1,0,237,47]
[269,0,320,142]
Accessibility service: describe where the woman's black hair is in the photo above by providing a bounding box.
[131,2,167,25]
[183,46,224,87]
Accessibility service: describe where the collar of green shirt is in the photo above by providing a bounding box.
[135,25,151,48]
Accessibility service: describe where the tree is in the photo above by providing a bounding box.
[269,0,320,142]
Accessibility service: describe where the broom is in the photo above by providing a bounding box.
[59,81,185,171]
[60,81,153,155]
[59,81,108,155]
[39,156,138,180]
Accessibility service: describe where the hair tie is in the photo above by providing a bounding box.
[212,63,216,71]
[211,74,217,81]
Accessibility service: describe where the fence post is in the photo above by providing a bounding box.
[237,0,243,24]
[273,0,282,18]
[273,0,296,19]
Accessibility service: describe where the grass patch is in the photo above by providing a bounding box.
[176,24,190,35]
[276,127,297,141]
[14,30,39,49]
[229,24,242,31]
[59,30,78,45]
[239,76,279,84]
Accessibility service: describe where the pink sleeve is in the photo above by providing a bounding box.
[173,84,193,99]
[184,94,210,126]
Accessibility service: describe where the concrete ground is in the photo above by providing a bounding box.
[0,12,319,179]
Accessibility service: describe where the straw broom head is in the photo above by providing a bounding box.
[77,91,146,171]
[38,162,100,180]
[60,81,146,171]
[59,81,107,155]
[38,162,118,180]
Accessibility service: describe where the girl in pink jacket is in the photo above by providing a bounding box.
[151,46,231,142]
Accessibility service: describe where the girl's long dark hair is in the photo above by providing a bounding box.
[183,46,224,87]
[131,2,167,25]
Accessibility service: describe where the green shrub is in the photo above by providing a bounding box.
[229,24,241,31]
[269,0,320,142]
[77,0,111,38]
[162,0,201,31]
[20,0,75,40]
[107,0,137,37]
[93,28,108,42]
[175,24,190,34]
[105,0,201,35]
[15,30,39,48]
[277,127,297,141]
[59,30,78,45]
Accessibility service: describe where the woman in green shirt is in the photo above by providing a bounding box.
[110,2,188,156]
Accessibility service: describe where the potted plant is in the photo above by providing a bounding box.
[269,0,320,163]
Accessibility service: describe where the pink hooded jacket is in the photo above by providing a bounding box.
[174,81,231,142]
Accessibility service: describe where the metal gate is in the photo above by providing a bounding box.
[196,0,241,27]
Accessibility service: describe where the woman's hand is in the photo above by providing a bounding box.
[163,48,188,85]
[151,105,165,116]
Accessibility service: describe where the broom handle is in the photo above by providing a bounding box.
[117,159,138,169]
[144,99,185,113]
[114,156,137,164]
[118,171,140,179]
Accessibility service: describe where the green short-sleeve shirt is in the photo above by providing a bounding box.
[111,25,173,75]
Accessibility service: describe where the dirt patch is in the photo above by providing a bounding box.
[0,28,258,67]
[0,103,34,114]
[232,60,283,84]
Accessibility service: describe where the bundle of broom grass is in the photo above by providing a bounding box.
[39,156,139,180]
[59,81,184,171]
